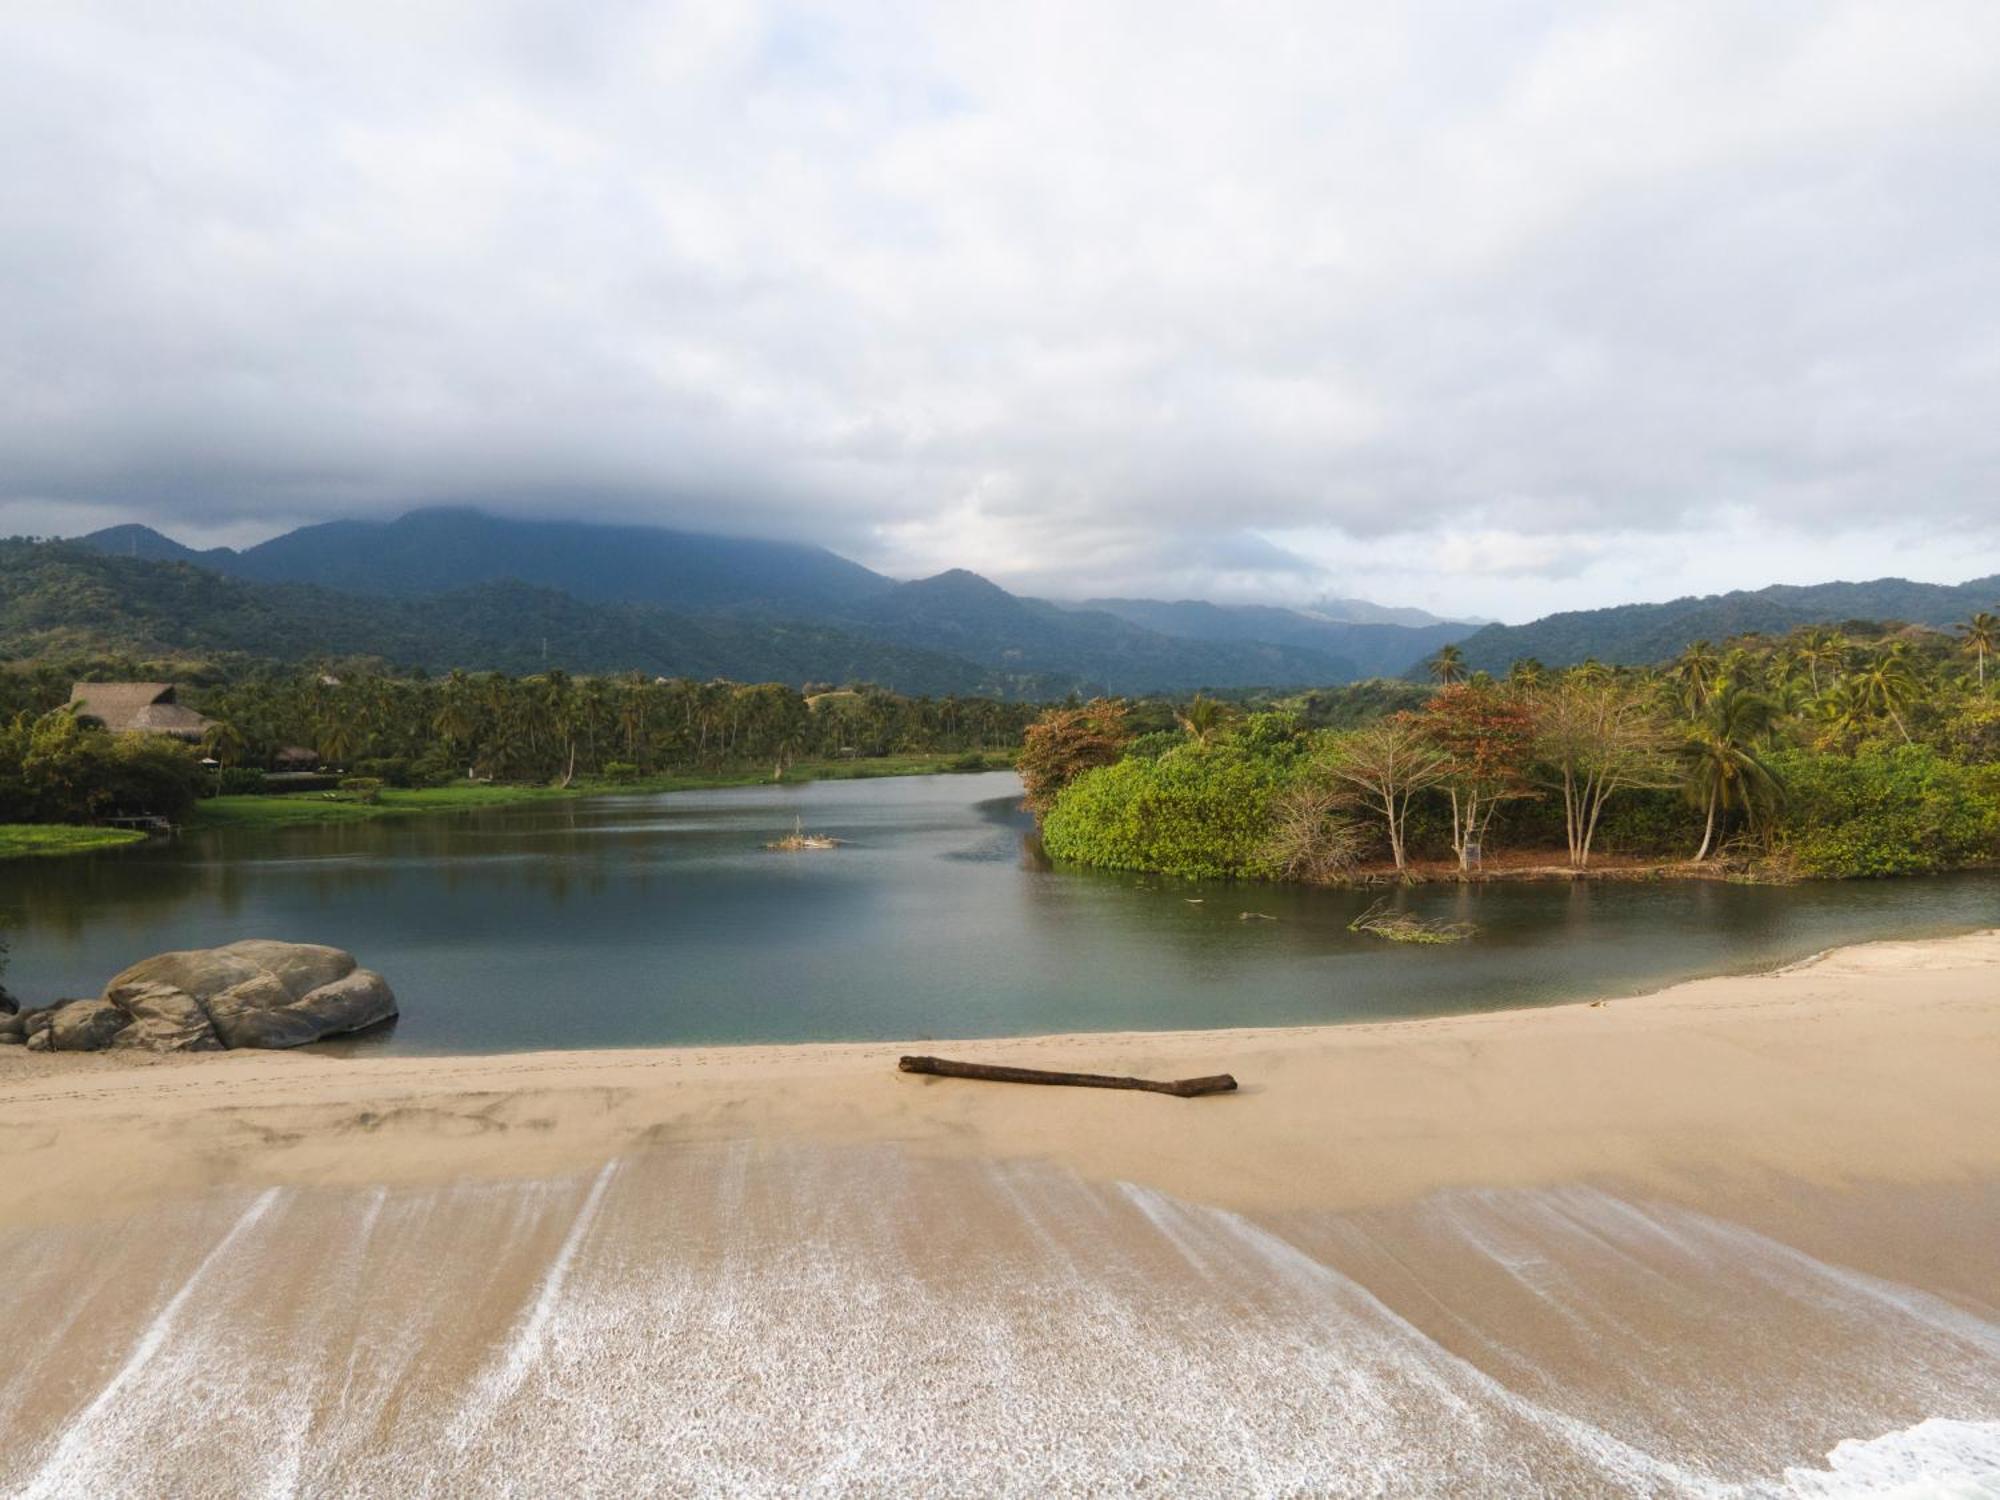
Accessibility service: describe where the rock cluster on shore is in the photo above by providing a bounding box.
[0,940,397,1053]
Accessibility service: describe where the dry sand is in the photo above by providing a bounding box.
[4,929,1997,1231]
[5,931,2000,1496]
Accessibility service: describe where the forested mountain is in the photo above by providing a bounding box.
[67,513,1384,692]
[0,543,1003,694]
[1450,575,2000,673]
[840,572,1353,692]
[82,509,895,614]
[64,508,1991,691]
[4,541,1345,695]
[1305,595,1485,628]
[1076,597,1463,679]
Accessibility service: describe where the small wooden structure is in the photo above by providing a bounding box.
[66,683,213,743]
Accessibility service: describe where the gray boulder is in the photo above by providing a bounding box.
[16,941,398,1055]
[108,981,224,1052]
[106,941,397,1051]
[0,1010,26,1044]
[205,965,396,1049]
[47,997,132,1052]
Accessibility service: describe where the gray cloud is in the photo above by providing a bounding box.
[2,0,1997,621]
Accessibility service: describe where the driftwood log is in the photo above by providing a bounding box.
[897,1055,1237,1098]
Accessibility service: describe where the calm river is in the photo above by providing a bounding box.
[3,770,1995,1052]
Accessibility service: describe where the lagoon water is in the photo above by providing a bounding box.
[3,769,1996,1052]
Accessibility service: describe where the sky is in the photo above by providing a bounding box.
[2,1,1997,624]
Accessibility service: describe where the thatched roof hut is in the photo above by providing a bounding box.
[67,683,214,743]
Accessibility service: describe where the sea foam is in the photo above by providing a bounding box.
[1,1151,1995,1498]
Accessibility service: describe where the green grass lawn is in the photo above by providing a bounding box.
[190,752,1017,829]
[0,824,149,858]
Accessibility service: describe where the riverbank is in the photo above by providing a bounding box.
[0,823,146,859]
[5,929,1996,1232]
[187,750,1013,829]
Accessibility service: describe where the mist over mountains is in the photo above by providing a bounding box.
[35,508,2000,695]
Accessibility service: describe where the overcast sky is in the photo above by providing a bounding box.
[3,2,1997,622]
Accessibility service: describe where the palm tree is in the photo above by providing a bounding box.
[201,720,247,768]
[1853,644,1918,743]
[1506,658,1545,688]
[1960,611,1999,690]
[1427,644,1467,685]
[317,714,360,768]
[1174,693,1233,744]
[1795,627,1848,694]
[1670,640,1722,712]
[433,669,480,770]
[1810,677,1869,748]
[1677,685,1784,862]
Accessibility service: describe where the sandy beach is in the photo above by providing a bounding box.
[4,928,1999,1228]
[4,931,1999,1496]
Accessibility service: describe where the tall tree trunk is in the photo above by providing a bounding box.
[1695,787,1717,862]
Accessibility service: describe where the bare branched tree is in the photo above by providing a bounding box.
[1321,718,1451,876]
[1530,676,1674,868]
[1263,780,1367,883]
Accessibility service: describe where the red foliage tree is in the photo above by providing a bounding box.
[1016,699,1130,816]
[1421,683,1537,870]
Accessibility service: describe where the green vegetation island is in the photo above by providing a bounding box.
[1021,618,2000,885]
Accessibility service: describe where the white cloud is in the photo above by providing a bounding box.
[1,0,1996,613]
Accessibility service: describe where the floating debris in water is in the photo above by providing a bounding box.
[766,817,842,852]
[1349,899,1475,944]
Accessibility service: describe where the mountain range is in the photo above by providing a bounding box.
[1453,576,2000,673]
[27,508,2000,694]
[64,510,1458,694]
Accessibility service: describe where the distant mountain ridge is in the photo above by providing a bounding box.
[1451,574,2000,673]
[0,542,1003,693]
[1074,597,1464,680]
[1305,596,1488,628]
[68,508,1988,690]
[85,509,893,614]
[70,511,1397,693]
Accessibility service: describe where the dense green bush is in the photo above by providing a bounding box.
[1042,744,1293,878]
[0,708,205,823]
[1770,745,2000,877]
[337,775,385,804]
[1122,730,1184,761]
[352,756,415,788]
[217,766,268,795]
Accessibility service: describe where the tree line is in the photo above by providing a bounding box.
[0,667,1041,824]
[195,671,1037,784]
[1027,614,2000,883]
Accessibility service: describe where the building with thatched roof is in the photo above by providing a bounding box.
[67,683,214,743]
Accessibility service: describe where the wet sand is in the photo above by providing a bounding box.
[3,931,1998,1495]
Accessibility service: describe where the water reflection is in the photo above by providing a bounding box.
[1,770,1994,1052]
